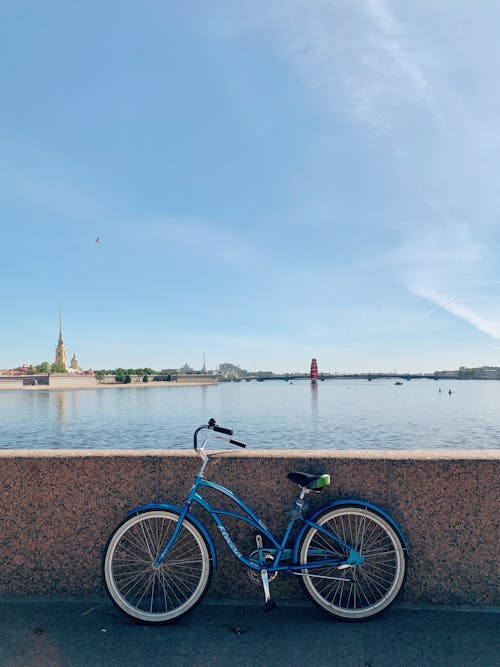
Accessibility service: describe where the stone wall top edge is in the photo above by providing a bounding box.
[1,449,498,460]
[0,449,193,458]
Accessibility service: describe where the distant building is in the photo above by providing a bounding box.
[0,366,30,376]
[54,306,67,369]
[51,306,93,381]
[457,366,500,379]
[218,363,247,379]
[69,353,81,373]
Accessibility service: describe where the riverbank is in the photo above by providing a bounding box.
[96,379,217,388]
[0,379,218,391]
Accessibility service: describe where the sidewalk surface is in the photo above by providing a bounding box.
[0,597,498,667]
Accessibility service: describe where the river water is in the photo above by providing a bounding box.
[1,379,499,450]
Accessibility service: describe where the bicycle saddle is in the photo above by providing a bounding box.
[287,471,330,490]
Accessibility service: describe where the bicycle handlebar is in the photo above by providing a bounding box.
[229,438,246,448]
[213,425,233,436]
[194,419,246,449]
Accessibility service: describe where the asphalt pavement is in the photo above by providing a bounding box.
[0,597,498,667]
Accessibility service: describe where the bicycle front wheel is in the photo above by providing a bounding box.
[103,510,213,624]
[298,505,407,620]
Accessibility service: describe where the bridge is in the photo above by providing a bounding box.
[239,373,441,382]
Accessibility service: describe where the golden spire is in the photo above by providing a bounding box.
[58,304,63,343]
[55,304,67,368]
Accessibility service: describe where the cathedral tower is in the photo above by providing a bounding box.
[54,306,67,369]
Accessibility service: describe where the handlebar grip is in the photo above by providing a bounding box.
[213,425,233,436]
[229,438,246,448]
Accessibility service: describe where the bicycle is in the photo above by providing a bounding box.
[103,419,409,624]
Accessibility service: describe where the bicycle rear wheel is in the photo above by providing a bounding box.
[103,509,213,624]
[298,505,407,620]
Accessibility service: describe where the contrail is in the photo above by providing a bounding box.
[423,296,455,317]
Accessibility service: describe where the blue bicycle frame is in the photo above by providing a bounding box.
[149,470,365,574]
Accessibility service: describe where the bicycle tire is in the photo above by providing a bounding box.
[298,504,407,620]
[103,509,213,624]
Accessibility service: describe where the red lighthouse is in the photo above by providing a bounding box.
[310,358,318,384]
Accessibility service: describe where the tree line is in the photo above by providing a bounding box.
[24,364,174,383]
[26,362,67,374]
[94,368,170,383]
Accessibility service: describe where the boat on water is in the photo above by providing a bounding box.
[394,381,403,385]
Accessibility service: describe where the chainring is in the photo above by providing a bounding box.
[246,550,278,584]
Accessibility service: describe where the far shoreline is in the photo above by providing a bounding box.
[1,380,218,392]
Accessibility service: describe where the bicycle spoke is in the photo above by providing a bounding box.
[104,510,212,623]
[299,506,406,619]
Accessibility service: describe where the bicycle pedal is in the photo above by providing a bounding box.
[263,598,277,612]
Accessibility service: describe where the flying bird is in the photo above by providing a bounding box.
[94,236,101,244]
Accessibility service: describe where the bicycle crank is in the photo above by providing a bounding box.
[246,551,278,584]
[246,534,278,585]
[248,535,277,611]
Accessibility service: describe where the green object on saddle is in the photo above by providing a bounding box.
[310,474,330,490]
[287,471,331,490]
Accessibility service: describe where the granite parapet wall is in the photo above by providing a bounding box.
[0,450,498,605]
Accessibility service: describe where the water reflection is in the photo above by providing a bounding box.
[51,391,68,432]
[310,383,319,418]
[50,390,81,433]
[199,385,209,416]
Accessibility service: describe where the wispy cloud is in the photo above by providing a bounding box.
[209,0,438,126]
[390,221,500,339]
[238,0,441,127]
[417,285,500,339]
[361,0,441,122]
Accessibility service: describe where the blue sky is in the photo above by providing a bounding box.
[2,1,500,373]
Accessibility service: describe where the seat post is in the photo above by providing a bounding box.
[287,486,310,518]
[298,486,309,501]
